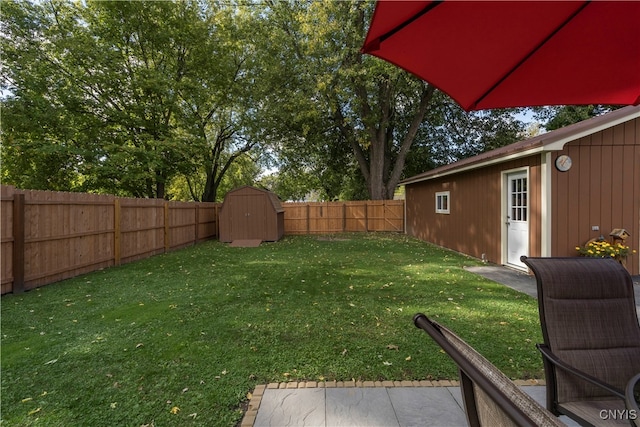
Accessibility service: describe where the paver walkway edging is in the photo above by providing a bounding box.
[240,379,546,427]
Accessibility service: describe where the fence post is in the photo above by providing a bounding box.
[194,203,200,244]
[164,202,170,252]
[215,204,219,239]
[114,199,121,266]
[12,193,25,294]
[365,201,369,232]
[306,204,310,234]
[342,203,346,232]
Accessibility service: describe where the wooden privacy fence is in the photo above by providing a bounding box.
[282,201,404,234]
[1,186,405,295]
[1,186,220,295]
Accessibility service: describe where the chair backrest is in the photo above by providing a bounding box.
[522,257,640,403]
[414,313,566,427]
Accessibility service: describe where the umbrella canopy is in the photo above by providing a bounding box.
[362,1,640,111]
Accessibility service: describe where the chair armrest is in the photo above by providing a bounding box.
[626,373,640,427]
[537,344,625,399]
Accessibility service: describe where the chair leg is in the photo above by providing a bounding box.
[539,346,561,416]
[460,370,481,427]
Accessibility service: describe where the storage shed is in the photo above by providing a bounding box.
[219,186,284,244]
[401,105,640,275]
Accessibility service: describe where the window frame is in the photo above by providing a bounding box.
[435,191,450,214]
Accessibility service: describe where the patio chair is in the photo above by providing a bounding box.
[521,256,640,426]
[413,313,566,427]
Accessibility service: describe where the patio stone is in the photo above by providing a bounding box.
[388,387,467,426]
[254,388,325,427]
[326,388,399,426]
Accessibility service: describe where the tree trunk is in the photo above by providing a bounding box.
[156,181,165,199]
[353,80,434,200]
[384,84,435,199]
[201,166,217,202]
[368,131,386,200]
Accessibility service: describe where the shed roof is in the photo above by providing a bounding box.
[401,104,640,186]
[223,185,284,213]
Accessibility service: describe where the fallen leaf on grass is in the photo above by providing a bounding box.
[383,361,392,366]
[28,407,41,416]
[44,359,58,365]
[21,397,33,403]
[386,344,399,350]
[170,406,180,414]
[247,392,252,400]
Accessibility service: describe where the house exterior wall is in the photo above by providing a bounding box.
[405,115,639,275]
[551,117,640,275]
[405,156,542,266]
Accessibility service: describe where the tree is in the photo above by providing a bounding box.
[1,1,97,192]
[167,153,260,202]
[1,0,265,200]
[258,1,524,200]
[532,105,621,131]
[259,1,433,200]
[2,1,525,201]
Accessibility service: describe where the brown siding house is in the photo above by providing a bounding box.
[402,105,640,275]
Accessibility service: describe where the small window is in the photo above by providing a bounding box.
[435,191,450,214]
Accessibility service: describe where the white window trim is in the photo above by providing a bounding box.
[435,191,450,214]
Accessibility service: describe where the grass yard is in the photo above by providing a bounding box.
[1,233,543,426]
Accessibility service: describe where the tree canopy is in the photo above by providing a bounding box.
[2,0,531,201]
[2,0,266,200]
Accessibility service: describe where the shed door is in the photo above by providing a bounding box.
[231,194,267,240]
[506,172,528,269]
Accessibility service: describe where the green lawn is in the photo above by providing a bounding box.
[1,233,543,426]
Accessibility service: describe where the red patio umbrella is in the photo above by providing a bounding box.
[361,1,640,111]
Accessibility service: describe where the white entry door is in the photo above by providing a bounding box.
[506,172,528,269]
